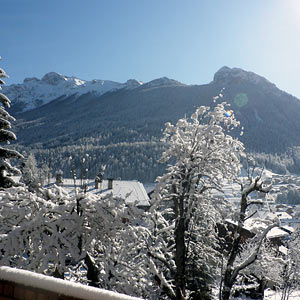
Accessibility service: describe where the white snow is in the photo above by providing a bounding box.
[278,245,288,255]
[266,225,294,239]
[264,288,300,300]
[0,266,144,300]
[2,72,143,112]
[51,178,150,208]
[141,77,183,89]
[107,180,150,207]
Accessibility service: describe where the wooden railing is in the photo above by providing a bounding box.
[0,267,143,300]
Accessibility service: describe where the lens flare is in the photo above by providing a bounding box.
[234,93,248,107]
[225,110,233,117]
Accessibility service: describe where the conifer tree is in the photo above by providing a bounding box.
[20,153,41,192]
[0,57,23,188]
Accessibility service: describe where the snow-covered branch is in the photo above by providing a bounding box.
[232,222,279,280]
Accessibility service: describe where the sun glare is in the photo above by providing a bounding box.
[287,0,300,27]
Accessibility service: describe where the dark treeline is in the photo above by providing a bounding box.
[11,141,300,185]
[249,146,300,175]
[14,140,166,183]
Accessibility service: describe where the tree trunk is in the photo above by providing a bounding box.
[52,267,64,279]
[175,215,185,300]
[174,189,187,300]
[221,272,234,300]
[85,253,99,287]
[221,177,274,300]
[221,193,247,300]
[259,279,266,300]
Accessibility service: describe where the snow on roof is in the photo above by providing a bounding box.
[267,226,294,239]
[226,217,294,239]
[0,267,143,300]
[107,180,150,207]
[276,211,292,219]
[243,218,267,232]
[279,245,288,256]
[56,179,150,207]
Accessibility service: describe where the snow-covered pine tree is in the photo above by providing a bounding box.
[0,57,23,188]
[20,153,43,192]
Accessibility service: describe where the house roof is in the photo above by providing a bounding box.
[53,179,150,208]
[100,180,150,207]
[276,211,293,219]
[266,225,294,239]
[225,218,294,239]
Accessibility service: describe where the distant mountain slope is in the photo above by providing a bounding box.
[211,67,300,153]
[8,67,300,181]
[3,72,143,113]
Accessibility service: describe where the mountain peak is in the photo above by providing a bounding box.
[4,72,128,113]
[213,66,276,89]
[23,77,40,83]
[41,72,67,85]
[124,79,143,89]
[143,77,184,88]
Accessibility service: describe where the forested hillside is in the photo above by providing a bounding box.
[9,67,300,182]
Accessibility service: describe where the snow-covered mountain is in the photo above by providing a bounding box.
[9,66,300,182]
[141,77,185,89]
[4,67,293,114]
[2,72,143,113]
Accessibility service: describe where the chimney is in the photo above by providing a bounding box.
[108,178,113,189]
[95,178,99,189]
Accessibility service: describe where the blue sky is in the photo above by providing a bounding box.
[2,0,300,98]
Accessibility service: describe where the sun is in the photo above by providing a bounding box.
[286,0,300,27]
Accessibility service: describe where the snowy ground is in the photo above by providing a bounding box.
[264,289,300,300]
[230,289,300,300]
